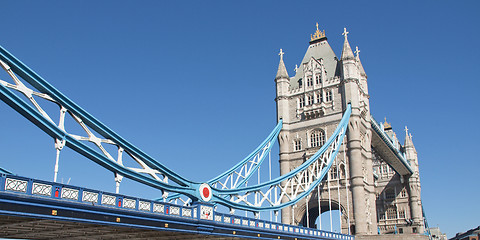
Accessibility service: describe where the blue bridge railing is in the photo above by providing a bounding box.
[0,173,354,240]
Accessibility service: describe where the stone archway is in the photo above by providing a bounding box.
[296,198,350,234]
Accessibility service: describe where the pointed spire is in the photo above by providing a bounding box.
[355,46,366,76]
[275,49,289,80]
[341,28,355,60]
[404,126,414,148]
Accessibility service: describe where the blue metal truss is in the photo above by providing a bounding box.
[167,119,283,203]
[0,44,350,212]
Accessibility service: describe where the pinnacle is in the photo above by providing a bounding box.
[275,49,289,80]
[355,46,366,76]
[341,28,355,60]
[404,126,414,148]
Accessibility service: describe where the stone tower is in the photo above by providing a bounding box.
[275,24,425,236]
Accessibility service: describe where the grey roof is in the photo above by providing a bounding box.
[356,53,366,76]
[275,57,289,80]
[404,129,415,149]
[289,39,340,89]
[341,37,355,60]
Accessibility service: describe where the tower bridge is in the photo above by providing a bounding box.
[0,24,429,239]
[274,25,426,238]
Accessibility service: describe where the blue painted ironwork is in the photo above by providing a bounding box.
[0,44,200,197]
[0,167,11,174]
[209,104,351,212]
[167,119,282,203]
[0,43,350,212]
[422,204,433,240]
[209,119,282,189]
[0,174,354,240]
[370,116,413,174]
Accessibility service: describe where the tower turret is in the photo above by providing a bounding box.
[341,28,355,61]
[341,28,377,235]
[275,49,290,123]
[275,49,293,223]
[355,46,369,95]
[404,127,424,233]
[341,28,360,107]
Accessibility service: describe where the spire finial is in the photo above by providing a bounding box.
[275,49,289,80]
[310,23,326,42]
[355,46,360,57]
[404,126,409,133]
[384,117,392,130]
[342,28,349,39]
[294,64,298,73]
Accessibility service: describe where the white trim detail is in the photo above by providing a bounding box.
[123,198,136,209]
[5,178,28,193]
[153,203,164,213]
[32,183,52,196]
[170,206,180,215]
[139,201,151,211]
[82,191,98,203]
[61,188,79,200]
[101,194,116,206]
[182,208,192,217]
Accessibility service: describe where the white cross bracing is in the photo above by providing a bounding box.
[166,141,273,206]
[221,127,345,210]
[0,59,170,192]
[1,50,351,213]
[213,142,270,190]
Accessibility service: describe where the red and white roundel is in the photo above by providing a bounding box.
[199,183,212,202]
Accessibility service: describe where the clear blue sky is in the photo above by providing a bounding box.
[0,1,478,237]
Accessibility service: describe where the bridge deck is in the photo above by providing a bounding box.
[0,215,230,240]
[0,174,353,240]
[370,117,413,176]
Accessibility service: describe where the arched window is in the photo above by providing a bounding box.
[340,164,346,179]
[294,139,302,151]
[330,166,338,179]
[310,129,325,147]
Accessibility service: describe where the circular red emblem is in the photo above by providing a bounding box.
[199,183,212,202]
[203,187,210,198]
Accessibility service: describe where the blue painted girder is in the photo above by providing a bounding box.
[0,45,205,198]
[0,43,351,212]
[210,105,351,212]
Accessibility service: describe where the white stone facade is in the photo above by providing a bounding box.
[275,25,424,236]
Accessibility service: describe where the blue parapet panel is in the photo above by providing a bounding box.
[0,173,354,239]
